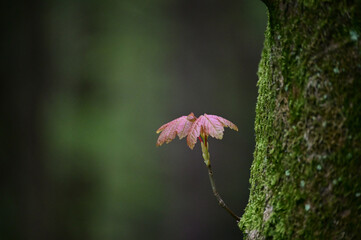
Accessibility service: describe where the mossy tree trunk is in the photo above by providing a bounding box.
[239,1,361,239]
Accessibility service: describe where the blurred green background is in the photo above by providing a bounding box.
[2,0,266,239]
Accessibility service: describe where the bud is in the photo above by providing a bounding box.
[201,141,210,166]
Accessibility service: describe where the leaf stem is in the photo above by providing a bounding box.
[206,163,240,222]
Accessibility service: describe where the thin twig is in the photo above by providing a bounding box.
[207,164,240,221]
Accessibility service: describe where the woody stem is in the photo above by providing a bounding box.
[206,161,240,221]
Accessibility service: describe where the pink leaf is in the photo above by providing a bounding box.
[156,113,196,147]
[186,116,203,149]
[187,114,238,149]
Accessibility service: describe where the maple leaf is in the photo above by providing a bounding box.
[156,113,238,149]
[186,114,238,149]
[156,112,197,147]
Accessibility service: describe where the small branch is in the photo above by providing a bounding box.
[207,163,240,222]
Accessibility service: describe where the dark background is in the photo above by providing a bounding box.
[1,0,267,239]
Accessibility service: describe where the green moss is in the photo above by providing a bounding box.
[240,1,361,239]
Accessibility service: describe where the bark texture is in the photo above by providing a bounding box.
[239,1,361,239]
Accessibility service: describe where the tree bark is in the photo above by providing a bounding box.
[239,1,361,239]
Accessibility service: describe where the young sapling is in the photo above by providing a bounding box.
[156,112,240,221]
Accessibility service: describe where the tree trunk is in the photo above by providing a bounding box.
[239,1,361,239]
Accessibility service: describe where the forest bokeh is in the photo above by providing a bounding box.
[2,0,266,239]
